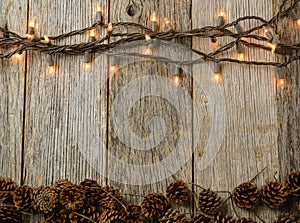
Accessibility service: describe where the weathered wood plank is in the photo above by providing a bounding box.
[108,0,193,215]
[276,2,300,178]
[0,0,27,185]
[24,0,109,221]
[192,0,279,221]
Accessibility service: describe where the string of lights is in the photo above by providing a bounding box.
[0,0,300,86]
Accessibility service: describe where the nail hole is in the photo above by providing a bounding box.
[127,5,135,17]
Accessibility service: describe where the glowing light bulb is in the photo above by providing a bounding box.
[172,75,182,85]
[151,12,157,22]
[267,42,277,53]
[238,53,245,61]
[13,52,24,63]
[214,73,222,83]
[29,18,36,29]
[144,48,153,55]
[219,11,225,17]
[84,62,91,71]
[297,19,300,26]
[90,29,95,37]
[107,23,113,32]
[110,65,118,74]
[96,4,102,13]
[44,35,50,43]
[145,34,152,42]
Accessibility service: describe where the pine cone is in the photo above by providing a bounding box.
[13,185,34,210]
[237,217,257,223]
[0,177,17,203]
[98,209,125,222]
[274,213,300,223]
[60,184,86,211]
[166,180,189,205]
[198,189,222,215]
[54,179,73,193]
[0,206,21,223]
[159,208,185,222]
[285,171,300,197]
[193,214,211,223]
[45,208,69,223]
[79,179,101,206]
[33,186,58,213]
[261,181,288,208]
[213,213,236,223]
[232,182,260,209]
[99,186,123,209]
[141,193,169,218]
[124,204,145,223]
[69,206,100,222]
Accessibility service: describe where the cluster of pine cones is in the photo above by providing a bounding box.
[0,171,299,222]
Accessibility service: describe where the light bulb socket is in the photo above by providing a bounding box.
[151,21,157,32]
[236,41,244,54]
[47,55,54,67]
[28,27,35,35]
[147,38,160,49]
[277,67,285,79]
[289,9,299,21]
[214,62,221,74]
[84,51,92,63]
[217,16,224,26]
[96,11,103,23]
[272,33,280,44]
[265,30,273,41]
[89,36,96,42]
[174,66,181,75]
[234,23,244,33]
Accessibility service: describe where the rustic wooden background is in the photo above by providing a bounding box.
[0,0,299,222]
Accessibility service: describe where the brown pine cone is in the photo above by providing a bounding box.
[13,185,34,211]
[232,182,260,209]
[99,186,123,209]
[166,180,189,205]
[69,206,100,222]
[98,209,125,222]
[261,181,288,208]
[0,177,17,203]
[274,213,300,223]
[193,214,211,223]
[159,208,185,222]
[237,217,257,223]
[79,179,101,206]
[54,179,73,193]
[141,193,169,218]
[45,208,69,223]
[59,184,86,211]
[213,213,236,223]
[198,189,222,215]
[33,186,58,213]
[285,171,300,197]
[0,206,21,223]
[124,204,145,223]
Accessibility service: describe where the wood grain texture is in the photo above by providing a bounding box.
[192,0,280,221]
[108,0,193,210]
[276,1,300,178]
[23,0,108,221]
[0,0,27,184]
